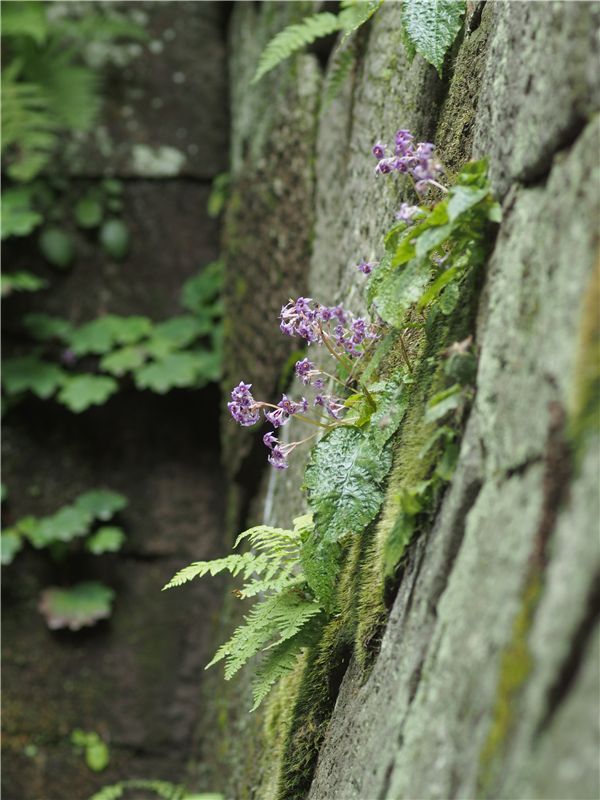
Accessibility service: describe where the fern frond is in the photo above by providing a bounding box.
[206,585,322,680]
[162,551,270,590]
[251,12,343,84]
[251,612,325,710]
[323,44,356,107]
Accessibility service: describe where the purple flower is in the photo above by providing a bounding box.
[394,129,414,157]
[263,432,278,449]
[356,260,374,275]
[280,297,322,344]
[268,446,289,470]
[314,393,346,420]
[61,348,77,366]
[395,203,420,223]
[264,393,307,428]
[228,382,261,426]
[372,128,446,194]
[372,141,386,160]
[295,357,318,385]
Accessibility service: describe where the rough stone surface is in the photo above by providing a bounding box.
[58,1,229,179]
[216,1,600,799]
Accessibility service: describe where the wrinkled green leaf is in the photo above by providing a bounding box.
[305,426,392,544]
[86,526,126,555]
[371,256,432,328]
[368,377,409,450]
[401,0,465,75]
[38,581,115,630]
[2,357,66,398]
[57,375,118,412]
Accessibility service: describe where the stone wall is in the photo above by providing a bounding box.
[211,1,600,799]
[1,4,230,798]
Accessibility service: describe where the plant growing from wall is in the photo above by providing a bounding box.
[166,129,500,711]
[251,0,466,88]
[1,487,127,630]
[1,259,224,412]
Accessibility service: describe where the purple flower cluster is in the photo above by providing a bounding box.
[372,128,444,194]
[227,382,261,427]
[395,202,421,224]
[356,260,376,275]
[280,297,379,358]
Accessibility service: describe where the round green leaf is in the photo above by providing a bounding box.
[99,219,130,260]
[74,197,103,229]
[39,227,75,269]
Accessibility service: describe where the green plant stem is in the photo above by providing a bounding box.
[399,333,413,373]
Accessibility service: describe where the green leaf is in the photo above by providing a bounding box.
[252,12,343,84]
[304,426,392,544]
[1,531,24,565]
[456,157,488,187]
[1,187,43,239]
[415,223,453,259]
[1,1,48,44]
[85,526,126,555]
[148,315,208,351]
[134,352,203,393]
[439,280,460,315]
[300,532,341,613]
[74,196,103,228]
[424,383,463,422]
[71,729,110,772]
[446,185,489,221]
[1,271,48,297]
[180,261,224,314]
[68,315,152,355]
[401,0,465,75]
[38,581,115,630]
[100,346,147,376]
[371,256,432,328]
[99,219,129,260]
[207,174,230,218]
[2,357,66,398]
[74,490,127,521]
[23,312,73,341]
[436,441,460,480]
[39,226,74,269]
[57,375,118,412]
[368,377,409,450]
[417,265,459,309]
[28,505,93,547]
[384,512,417,576]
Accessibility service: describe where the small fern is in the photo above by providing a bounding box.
[251,1,383,86]
[164,514,328,708]
[252,12,342,84]
[323,43,357,107]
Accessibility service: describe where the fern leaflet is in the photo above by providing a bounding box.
[251,613,326,711]
[251,12,343,84]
